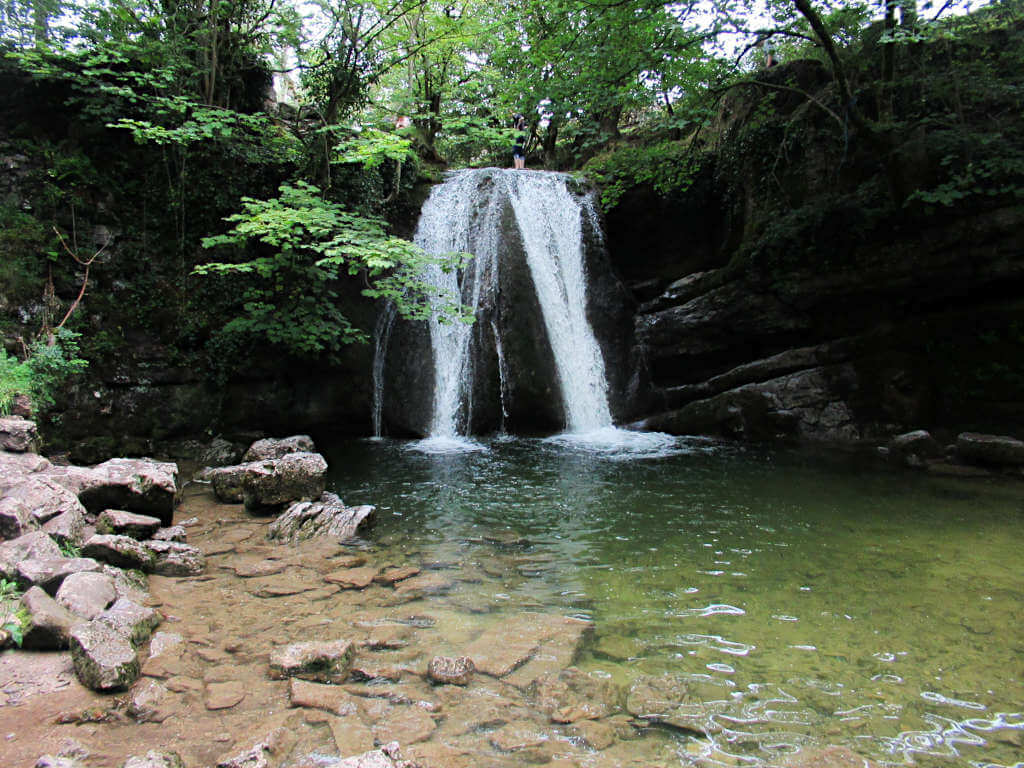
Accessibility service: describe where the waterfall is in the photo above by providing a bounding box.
[507,174,612,432]
[374,168,617,439]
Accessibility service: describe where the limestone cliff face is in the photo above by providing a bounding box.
[608,56,1024,443]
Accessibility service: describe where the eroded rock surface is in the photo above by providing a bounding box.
[269,639,355,683]
[267,493,374,543]
[69,621,140,691]
[242,435,316,462]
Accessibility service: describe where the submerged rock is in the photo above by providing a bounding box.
[242,435,316,462]
[267,492,374,543]
[121,750,186,768]
[625,673,735,736]
[533,667,621,722]
[69,621,140,691]
[268,639,355,683]
[427,656,475,686]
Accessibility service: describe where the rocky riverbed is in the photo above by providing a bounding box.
[0,421,968,768]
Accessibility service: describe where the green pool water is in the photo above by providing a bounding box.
[323,434,1024,767]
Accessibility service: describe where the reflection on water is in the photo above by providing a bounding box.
[324,436,1024,767]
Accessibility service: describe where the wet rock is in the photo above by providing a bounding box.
[0,476,87,540]
[466,614,591,679]
[886,430,942,465]
[625,673,733,736]
[373,705,437,745]
[781,745,879,768]
[350,659,404,682]
[957,432,1024,466]
[534,667,621,722]
[269,639,355,683]
[391,573,454,601]
[267,492,374,543]
[363,624,413,650]
[489,720,550,753]
[69,620,140,691]
[333,743,411,768]
[35,757,83,768]
[144,540,205,576]
[76,458,178,525]
[200,437,246,467]
[0,416,38,452]
[56,571,117,620]
[427,656,475,686]
[16,557,102,595]
[374,566,421,585]
[20,585,83,650]
[243,435,316,462]
[216,726,293,768]
[232,559,286,578]
[42,508,87,548]
[122,750,186,768]
[128,680,176,723]
[245,571,323,597]
[153,525,186,542]
[288,678,360,715]
[81,534,157,571]
[96,510,162,540]
[205,680,247,710]
[96,598,161,647]
[209,466,245,503]
[566,718,616,750]
[325,566,379,589]
[0,530,63,578]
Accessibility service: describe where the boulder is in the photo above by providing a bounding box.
[288,678,360,715]
[128,681,174,723]
[104,565,150,604]
[16,557,102,595]
[242,435,316,462]
[96,598,161,647]
[20,585,83,650]
[210,453,328,510]
[0,416,38,452]
[121,750,186,768]
[0,476,86,540]
[0,451,50,494]
[81,534,157,571]
[332,744,410,768]
[200,437,246,467]
[0,530,63,579]
[887,430,942,464]
[35,757,84,768]
[208,466,245,503]
[268,639,355,683]
[143,540,205,576]
[96,510,162,540]
[957,432,1024,466]
[42,508,87,548]
[56,571,117,620]
[267,493,374,544]
[427,656,475,686]
[69,620,140,691]
[76,458,178,525]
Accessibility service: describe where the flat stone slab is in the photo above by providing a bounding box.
[372,705,437,745]
[288,678,360,715]
[243,435,316,462]
[205,680,247,710]
[374,566,421,585]
[957,432,1024,466]
[325,566,379,589]
[269,639,355,683]
[96,509,162,540]
[0,476,86,540]
[466,614,591,678]
[625,673,735,736]
[391,573,454,601]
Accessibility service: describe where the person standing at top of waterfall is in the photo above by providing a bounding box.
[512,114,527,170]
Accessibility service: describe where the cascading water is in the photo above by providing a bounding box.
[374,167,628,443]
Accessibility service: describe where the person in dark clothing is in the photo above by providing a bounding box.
[512,113,527,170]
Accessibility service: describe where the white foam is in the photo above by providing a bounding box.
[406,436,488,455]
